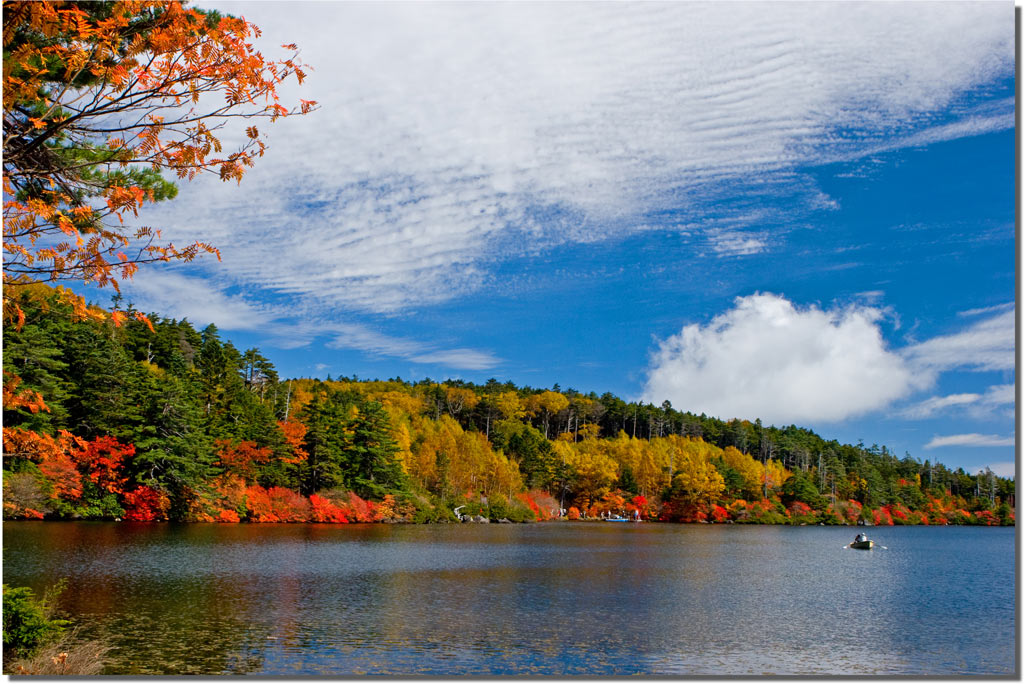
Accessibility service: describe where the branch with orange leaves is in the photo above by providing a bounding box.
[3,0,316,325]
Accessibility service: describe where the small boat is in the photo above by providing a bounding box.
[604,516,629,522]
[850,532,875,549]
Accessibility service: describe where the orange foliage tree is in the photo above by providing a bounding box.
[68,434,132,495]
[3,0,316,323]
[214,439,271,481]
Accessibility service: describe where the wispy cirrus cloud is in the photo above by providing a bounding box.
[924,434,1015,449]
[903,306,1014,375]
[900,384,1014,420]
[140,1,1012,318]
[958,302,1016,318]
[119,270,277,331]
[325,323,501,371]
[120,271,499,371]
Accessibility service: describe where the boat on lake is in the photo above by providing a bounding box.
[850,532,874,549]
[604,516,630,522]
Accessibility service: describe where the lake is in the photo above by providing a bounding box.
[2,521,1016,676]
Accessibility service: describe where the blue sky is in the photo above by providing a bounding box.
[95,2,1016,477]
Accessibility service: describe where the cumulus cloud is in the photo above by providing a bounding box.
[142,1,1012,315]
[924,434,1015,449]
[642,293,919,424]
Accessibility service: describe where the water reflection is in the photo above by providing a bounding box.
[3,522,1014,675]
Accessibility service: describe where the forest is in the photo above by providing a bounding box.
[3,284,1015,527]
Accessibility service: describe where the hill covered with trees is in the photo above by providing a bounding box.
[3,285,1015,526]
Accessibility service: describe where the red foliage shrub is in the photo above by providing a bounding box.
[973,509,998,526]
[874,506,894,526]
[567,506,581,520]
[516,491,541,519]
[528,490,559,520]
[787,501,814,518]
[122,485,170,521]
[244,485,275,522]
[217,509,240,523]
[309,494,349,523]
[267,486,310,522]
[845,499,862,523]
[710,504,729,523]
[342,492,380,522]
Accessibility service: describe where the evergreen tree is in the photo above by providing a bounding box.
[344,400,407,499]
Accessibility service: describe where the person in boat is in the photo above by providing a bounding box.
[855,532,868,543]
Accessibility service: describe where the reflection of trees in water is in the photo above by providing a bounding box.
[91,607,271,675]
[4,522,273,674]
[4,522,1014,675]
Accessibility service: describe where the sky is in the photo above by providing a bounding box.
[95,2,1016,477]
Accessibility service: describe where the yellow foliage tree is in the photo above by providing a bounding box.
[444,386,480,418]
[720,445,765,498]
[496,391,526,421]
[556,439,618,510]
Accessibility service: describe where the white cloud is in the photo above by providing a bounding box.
[707,231,768,257]
[899,393,983,419]
[409,349,501,371]
[142,1,1012,316]
[642,293,919,424]
[958,302,1016,318]
[119,271,499,371]
[901,384,1014,420]
[119,270,276,331]
[325,324,500,371]
[924,433,1015,449]
[903,307,1014,374]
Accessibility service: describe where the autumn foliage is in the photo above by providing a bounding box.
[3,0,315,327]
[2,288,1013,527]
[121,485,170,521]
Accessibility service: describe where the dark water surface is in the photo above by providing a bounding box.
[2,522,1015,675]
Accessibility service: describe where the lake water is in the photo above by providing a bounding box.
[2,521,1016,676]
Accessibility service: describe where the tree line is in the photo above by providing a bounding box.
[3,285,1014,526]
